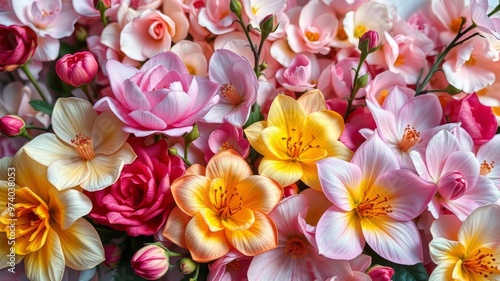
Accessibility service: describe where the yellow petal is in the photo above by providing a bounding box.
[300,161,322,190]
[206,150,252,188]
[53,218,104,270]
[458,204,500,254]
[244,121,274,157]
[260,126,290,160]
[12,150,55,203]
[52,97,97,145]
[93,111,130,155]
[267,94,307,134]
[258,158,302,187]
[171,175,212,217]
[200,208,224,232]
[304,110,346,150]
[235,175,283,213]
[297,89,327,114]
[49,188,92,230]
[47,158,90,191]
[163,206,190,248]
[0,157,12,180]
[429,238,464,265]
[299,147,327,162]
[185,214,231,263]
[225,210,278,256]
[0,235,23,268]
[222,208,255,231]
[24,229,65,281]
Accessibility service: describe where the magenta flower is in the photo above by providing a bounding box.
[204,49,258,127]
[56,51,98,87]
[94,52,220,137]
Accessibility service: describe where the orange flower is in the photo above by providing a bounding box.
[163,150,283,262]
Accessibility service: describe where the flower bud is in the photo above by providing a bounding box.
[184,123,199,144]
[131,245,169,280]
[260,14,278,35]
[283,183,299,198]
[358,30,380,54]
[0,25,37,72]
[103,244,122,269]
[179,257,197,275]
[0,115,26,137]
[230,0,243,18]
[56,51,98,87]
[367,265,395,281]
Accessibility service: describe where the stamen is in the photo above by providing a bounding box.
[220,141,234,151]
[283,128,319,159]
[221,84,242,105]
[305,30,320,42]
[284,237,307,259]
[356,192,392,218]
[480,160,495,176]
[398,125,422,152]
[71,133,95,160]
[463,248,500,278]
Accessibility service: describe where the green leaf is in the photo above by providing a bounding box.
[391,263,429,281]
[243,102,263,129]
[29,100,54,116]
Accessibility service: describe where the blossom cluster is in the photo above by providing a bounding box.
[1,0,500,280]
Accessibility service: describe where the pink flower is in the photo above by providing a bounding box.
[285,0,339,54]
[318,58,370,100]
[197,0,237,35]
[472,0,500,39]
[445,93,497,145]
[56,51,98,87]
[0,25,37,71]
[248,194,368,280]
[205,122,250,162]
[207,249,252,281]
[361,71,413,107]
[359,30,380,53]
[131,244,170,280]
[316,134,437,264]
[367,265,395,281]
[340,106,376,151]
[103,244,122,269]
[275,54,315,92]
[204,49,258,127]
[93,52,220,137]
[86,137,185,236]
[0,115,25,137]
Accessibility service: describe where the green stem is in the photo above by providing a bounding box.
[80,84,94,104]
[26,125,49,131]
[20,130,33,140]
[20,64,49,104]
[192,263,200,280]
[488,4,500,17]
[235,18,261,76]
[415,20,476,96]
[344,53,367,120]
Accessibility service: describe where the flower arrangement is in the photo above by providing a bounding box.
[1,0,500,280]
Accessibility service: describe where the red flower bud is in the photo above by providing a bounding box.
[0,115,26,137]
[367,265,395,281]
[0,25,37,72]
[56,51,98,87]
[358,30,380,54]
[131,245,169,280]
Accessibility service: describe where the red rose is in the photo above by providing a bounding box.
[86,138,185,236]
[445,93,497,145]
[0,25,37,72]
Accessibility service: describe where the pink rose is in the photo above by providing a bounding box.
[86,138,185,236]
[0,25,37,71]
[56,51,98,87]
[93,52,220,137]
[445,93,498,145]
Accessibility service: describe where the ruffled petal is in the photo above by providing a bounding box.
[206,150,253,189]
[162,206,191,248]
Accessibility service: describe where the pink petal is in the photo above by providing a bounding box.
[141,51,188,74]
[128,110,166,130]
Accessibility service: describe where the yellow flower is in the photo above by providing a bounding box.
[163,150,283,262]
[429,204,500,280]
[0,150,104,281]
[23,97,136,191]
[244,90,352,189]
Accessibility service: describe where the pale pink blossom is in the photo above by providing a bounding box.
[205,122,250,163]
[316,134,436,264]
[171,40,208,76]
[383,32,428,85]
[392,15,436,56]
[285,0,339,55]
[361,71,414,108]
[410,130,500,220]
[442,39,496,93]
[197,0,237,35]
[207,250,252,281]
[276,54,316,92]
[204,49,258,127]
[476,134,500,189]
[242,0,285,28]
[342,1,393,46]
[430,0,470,44]
[93,52,220,137]
[317,58,370,100]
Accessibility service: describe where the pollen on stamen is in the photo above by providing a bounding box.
[284,237,307,259]
[221,84,243,105]
[71,133,95,160]
[356,193,392,218]
[480,160,495,176]
[398,125,422,152]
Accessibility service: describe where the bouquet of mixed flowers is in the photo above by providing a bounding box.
[1,0,500,280]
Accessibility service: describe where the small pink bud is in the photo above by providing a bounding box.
[179,257,197,275]
[283,183,299,198]
[103,244,122,269]
[358,30,380,54]
[131,245,169,280]
[0,115,26,137]
[367,265,395,281]
[56,51,98,87]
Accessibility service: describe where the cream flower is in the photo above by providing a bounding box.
[23,97,136,191]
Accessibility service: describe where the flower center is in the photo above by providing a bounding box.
[211,183,243,219]
[305,27,320,42]
[394,55,405,67]
[465,55,477,66]
[220,141,234,151]
[251,6,259,15]
[450,17,463,33]
[337,25,348,41]
[378,89,389,104]
[227,260,240,272]
[284,237,307,259]
[356,192,392,218]
[354,25,368,38]
[282,128,319,160]
[398,125,422,152]
[221,84,243,105]
[71,133,95,160]
[462,248,500,279]
[480,160,495,176]
[149,21,164,40]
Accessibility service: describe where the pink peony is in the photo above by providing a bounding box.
[93,51,220,137]
[85,138,185,236]
[445,93,498,145]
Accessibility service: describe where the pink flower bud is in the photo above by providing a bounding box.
[283,183,299,198]
[0,25,37,72]
[56,51,98,87]
[0,115,26,137]
[131,245,169,280]
[367,265,395,281]
[103,244,122,269]
[358,30,380,54]
[179,257,197,275]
